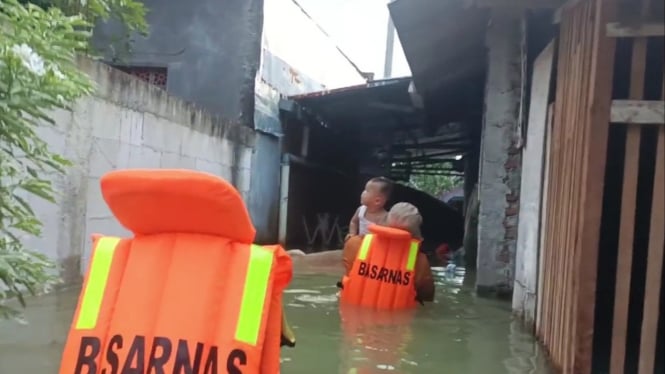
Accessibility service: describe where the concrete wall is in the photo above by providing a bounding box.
[512,41,554,327]
[93,0,278,241]
[23,57,255,284]
[476,9,523,297]
[91,0,366,244]
[247,133,281,243]
[92,0,263,126]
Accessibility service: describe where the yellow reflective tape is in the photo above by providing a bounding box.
[75,237,120,330]
[357,234,374,261]
[235,244,274,346]
[406,240,419,271]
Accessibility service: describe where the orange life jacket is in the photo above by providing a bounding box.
[59,169,292,374]
[340,224,420,310]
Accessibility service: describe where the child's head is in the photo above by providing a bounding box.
[387,202,422,239]
[360,176,393,209]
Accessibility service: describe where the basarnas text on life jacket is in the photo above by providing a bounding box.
[357,262,412,286]
[74,334,248,374]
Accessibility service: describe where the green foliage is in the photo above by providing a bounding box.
[18,0,149,60]
[19,0,148,36]
[1,0,147,322]
[0,0,96,321]
[396,162,462,198]
[407,173,462,198]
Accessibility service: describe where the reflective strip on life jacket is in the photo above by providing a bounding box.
[357,234,373,261]
[235,244,274,346]
[75,237,120,330]
[74,238,273,348]
[356,234,420,271]
[406,241,419,271]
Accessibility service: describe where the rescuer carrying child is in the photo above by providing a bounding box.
[340,201,435,309]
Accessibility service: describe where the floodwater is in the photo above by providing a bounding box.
[0,267,552,373]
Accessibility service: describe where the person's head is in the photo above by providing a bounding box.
[387,202,423,239]
[360,176,393,209]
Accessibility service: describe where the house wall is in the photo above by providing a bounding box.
[476,9,523,296]
[24,57,255,284]
[93,0,280,239]
[512,41,554,328]
[247,132,281,243]
[534,1,665,373]
[91,0,367,244]
[92,0,263,126]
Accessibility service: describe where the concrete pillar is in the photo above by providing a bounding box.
[248,132,281,244]
[476,9,523,297]
[463,136,480,269]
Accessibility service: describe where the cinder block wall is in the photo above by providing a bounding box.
[23,57,256,285]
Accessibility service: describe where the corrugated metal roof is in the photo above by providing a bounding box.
[285,77,420,130]
[286,68,485,132]
[288,76,412,100]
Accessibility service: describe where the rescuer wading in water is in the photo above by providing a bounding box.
[342,196,435,303]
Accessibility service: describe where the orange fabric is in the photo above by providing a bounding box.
[59,169,292,374]
[340,225,419,310]
[342,233,435,303]
[259,245,292,374]
[100,169,255,242]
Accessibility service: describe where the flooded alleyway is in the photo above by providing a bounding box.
[0,268,552,373]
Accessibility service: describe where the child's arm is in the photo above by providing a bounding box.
[346,207,360,239]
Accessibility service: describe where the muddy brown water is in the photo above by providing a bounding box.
[0,267,552,373]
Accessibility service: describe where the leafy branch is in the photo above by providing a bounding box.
[0,0,146,321]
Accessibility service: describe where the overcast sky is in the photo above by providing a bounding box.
[294,0,411,79]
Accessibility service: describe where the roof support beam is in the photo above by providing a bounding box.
[392,136,471,149]
[392,150,466,162]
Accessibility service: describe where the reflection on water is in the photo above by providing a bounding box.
[0,267,552,373]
